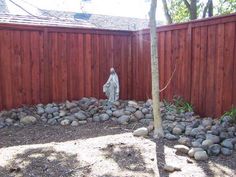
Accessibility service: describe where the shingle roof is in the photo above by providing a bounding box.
[0,0,159,30]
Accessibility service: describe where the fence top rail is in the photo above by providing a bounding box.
[134,13,236,35]
[0,22,132,36]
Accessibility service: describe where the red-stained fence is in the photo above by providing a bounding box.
[132,13,236,117]
[0,13,236,117]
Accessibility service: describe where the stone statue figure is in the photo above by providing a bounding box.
[103,68,119,102]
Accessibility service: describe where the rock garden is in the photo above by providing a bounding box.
[1,96,236,163]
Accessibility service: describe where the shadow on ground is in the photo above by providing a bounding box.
[0,147,92,177]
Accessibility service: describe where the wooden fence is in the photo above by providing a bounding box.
[132,13,236,117]
[0,13,236,117]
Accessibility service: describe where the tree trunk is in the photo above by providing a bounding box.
[190,0,197,20]
[208,0,213,17]
[149,0,164,138]
[162,0,173,24]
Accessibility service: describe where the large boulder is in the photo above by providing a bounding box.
[20,116,37,125]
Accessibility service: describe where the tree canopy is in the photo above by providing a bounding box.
[162,0,236,24]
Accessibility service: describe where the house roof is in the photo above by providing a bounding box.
[0,0,154,31]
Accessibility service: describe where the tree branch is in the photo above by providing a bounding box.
[183,0,191,11]
[161,0,172,24]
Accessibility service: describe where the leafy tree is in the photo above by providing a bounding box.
[162,0,236,24]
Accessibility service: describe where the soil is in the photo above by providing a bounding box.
[0,121,235,177]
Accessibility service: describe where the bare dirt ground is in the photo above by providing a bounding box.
[0,121,235,177]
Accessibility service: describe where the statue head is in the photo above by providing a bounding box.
[110,67,115,74]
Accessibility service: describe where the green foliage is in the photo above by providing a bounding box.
[173,96,194,113]
[162,96,194,113]
[165,0,236,23]
[221,107,236,124]
[215,0,236,15]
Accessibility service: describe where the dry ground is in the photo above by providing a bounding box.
[0,121,235,177]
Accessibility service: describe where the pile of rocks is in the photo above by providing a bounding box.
[160,104,236,160]
[0,97,235,160]
[0,97,153,128]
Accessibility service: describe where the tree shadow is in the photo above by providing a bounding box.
[100,143,155,175]
[0,121,139,148]
[0,147,92,177]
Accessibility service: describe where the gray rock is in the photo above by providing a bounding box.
[166,115,175,121]
[99,113,110,121]
[221,139,234,149]
[79,120,87,124]
[221,147,233,156]
[172,127,183,135]
[66,101,77,109]
[194,151,208,161]
[70,108,80,114]
[37,107,45,115]
[113,110,124,117]
[163,165,181,172]
[45,107,58,114]
[234,144,236,150]
[185,127,192,136]
[133,127,148,137]
[190,128,202,137]
[117,115,130,124]
[64,116,76,121]
[129,115,138,122]
[206,134,220,144]
[106,110,113,116]
[191,141,202,147]
[188,148,204,157]
[165,133,178,140]
[125,106,137,113]
[47,118,57,125]
[202,118,213,127]
[192,120,201,128]
[208,144,221,156]
[128,100,138,107]
[211,125,221,135]
[202,139,214,148]
[20,116,37,125]
[220,132,229,140]
[93,115,100,122]
[59,110,67,117]
[145,114,153,119]
[141,108,149,114]
[178,137,191,147]
[60,119,70,126]
[134,110,144,120]
[124,111,132,115]
[71,120,79,126]
[75,112,87,120]
[5,118,14,124]
[139,119,152,125]
[174,145,190,154]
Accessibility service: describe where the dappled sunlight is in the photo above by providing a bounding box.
[0,133,160,177]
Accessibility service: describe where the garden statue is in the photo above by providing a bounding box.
[103,68,119,103]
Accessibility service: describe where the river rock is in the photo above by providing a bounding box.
[221,147,233,156]
[117,115,130,124]
[75,112,87,120]
[188,148,204,157]
[60,119,70,126]
[194,151,208,161]
[20,116,37,125]
[134,110,144,119]
[221,139,234,149]
[133,127,148,137]
[178,137,191,147]
[172,127,183,135]
[165,133,178,140]
[206,134,220,144]
[174,145,190,154]
[113,110,124,117]
[208,144,221,156]
[71,120,79,126]
[99,113,110,121]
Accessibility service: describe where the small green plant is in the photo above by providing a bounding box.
[173,96,194,113]
[221,107,236,124]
